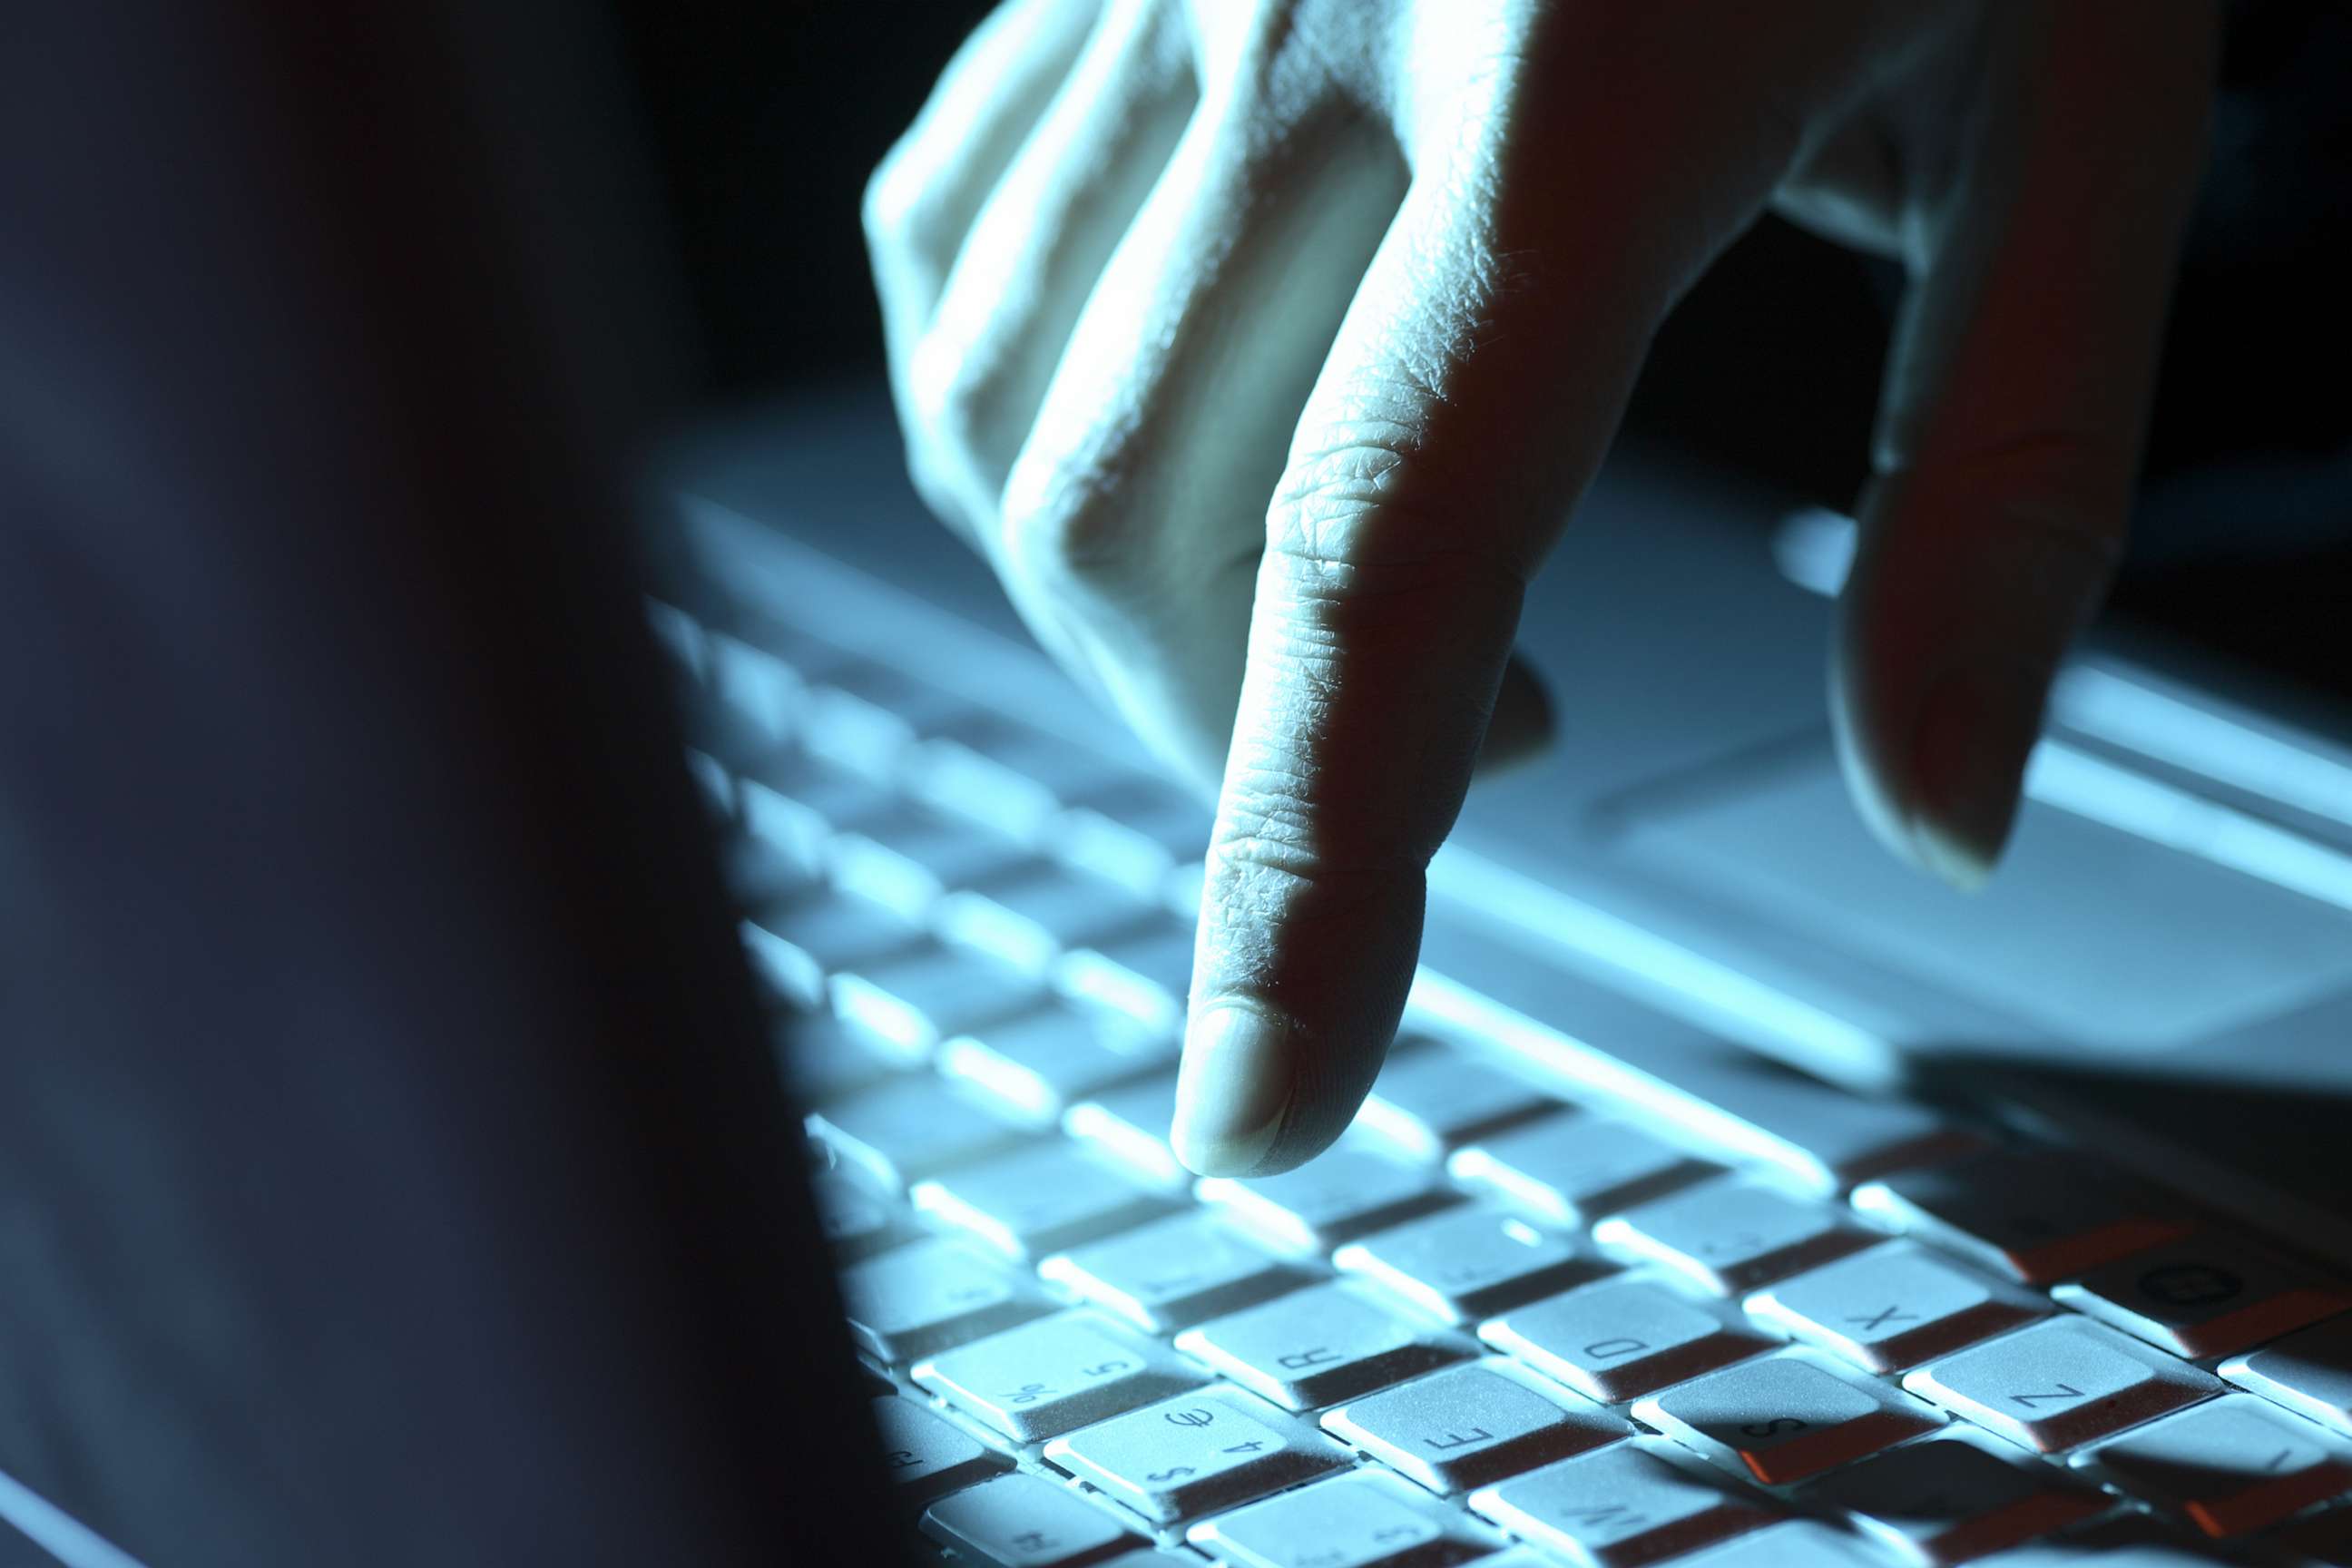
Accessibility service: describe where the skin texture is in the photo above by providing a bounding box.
[864,0,2220,1175]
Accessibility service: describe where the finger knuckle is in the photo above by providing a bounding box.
[860,144,947,261]
[1002,451,1148,595]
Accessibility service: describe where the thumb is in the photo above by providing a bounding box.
[1833,2,2217,887]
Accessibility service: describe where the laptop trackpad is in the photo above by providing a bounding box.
[1613,746,2352,1050]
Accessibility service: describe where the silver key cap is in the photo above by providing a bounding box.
[921,1472,1140,1568]
[1593,1181,1873,1295]
[1320,1357,1627,1494]
[1743,1241,2047,1373]
[940,1004,1174,1129]
[644,598,707,682]
[802,663,967,779]
[1352,1041,1554,1163]
[1198,1149,1454,1257]
[913,1310,1203,1443]
[1803,1433,2108,1565]
[1480,1277,1771,1404]
[1334,1209,1612,1325]
[774,1011,895,1105]
[1042,1386,1348,1524]
[1850,1154,2191,1286]
[908,719,1130,842]
[1447,1116,1714,1230]
[1466,1443,1776,1568]
[2051,1234,2352,1360]
[1902,1318,2220,1454]
[1176,1280,1471,1411]
[840,1240,1048,1363]
[2073,1392,2352,1538]
[833,941,1046,1063]
[830,806,1032,920]
[1668,1519,1891,1567]
[739,750,874,861]
[911,1143,1171,1260]
[1632,1351,1941,1485]
[702,629,801,749]
[1064,1075,1188,1191]
[810,1169,909,1259]
[1185,1467,1503,1568]
[872,1396,1012,1503]
[1041,1212,1301,1334]
[939,866,1159,975]
[1055,782,1211,896]
[806,1077,1019,1193]
[2221,1316,2352,1438]
[1057,925,1196,1034]
[740,894,921,1008]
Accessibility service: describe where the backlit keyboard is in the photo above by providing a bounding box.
[651,592,2352,1567]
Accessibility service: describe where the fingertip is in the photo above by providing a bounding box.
[1171,1001,1290,1177]
[1905,660,2041,890]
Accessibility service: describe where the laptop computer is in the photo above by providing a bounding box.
[8,1,2352,1564]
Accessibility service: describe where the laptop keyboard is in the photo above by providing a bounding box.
[651,593,2352,1566]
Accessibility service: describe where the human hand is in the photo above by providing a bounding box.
[865,0,2217,1175]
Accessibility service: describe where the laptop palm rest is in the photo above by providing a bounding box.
[1608,742,2352,1052]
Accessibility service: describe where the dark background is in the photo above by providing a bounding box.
[611,0,2352,699]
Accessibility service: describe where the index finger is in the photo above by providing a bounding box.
[1170,39,1798,1177]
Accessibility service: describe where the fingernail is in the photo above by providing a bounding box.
[1171,1003,1289,1177]
[1906,661,2042,890]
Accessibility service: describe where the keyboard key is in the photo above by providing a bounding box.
[1632,1351,1941,1485]
[1902,1319,2220,1454]
[702,629,801,750]
[920,1472,1140,1568]
[1185,1467,1503,1568]
[1593,1181,1874,1295]
[1851,1155,2192,1286]
[1669,1519,1891,1567]
[938,866,1160,975]
[773,1011,895,1105]
[1466,1443,1775,1567]
[739,751,876,864]
[913,1310,1203,1443]
[1319,1358,1628,1494]
[912,717,1136,837]
[1057,925,1196,1034]
[1064,1074,1187,1191]
[811,1169,909,1260]
[1351,1041,1555,1163]
[740,893,921,1008]
[2073,1392,2352,1538]
[871,1396,1013,1503]
[833,941,1046,1063]
[1334,1209,1612,1325]
[841,1240,1048,1363]
[940,1004,1175,1130]
[802,663,968,779]
[2221,1316,2352,1438]
[1041,1212,1301,1335]
[2051,1235,2352,1360]
[1056,780,1212,896]
[1447,1116,1715,1230]
[1198,1148,1455,1258]
[1743,1241,2048,1373]
[1801,1434,2108,1565]
[1042,1386,1348,1525]
[911,1144,1171,1260]
[829,805,1032,920]
[806,1077,1020,1193]
[1480,1277,1771,1404]
[1624,1052,1980,1197]
[1176,1281,1472,1411]
[644,598,707,681]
